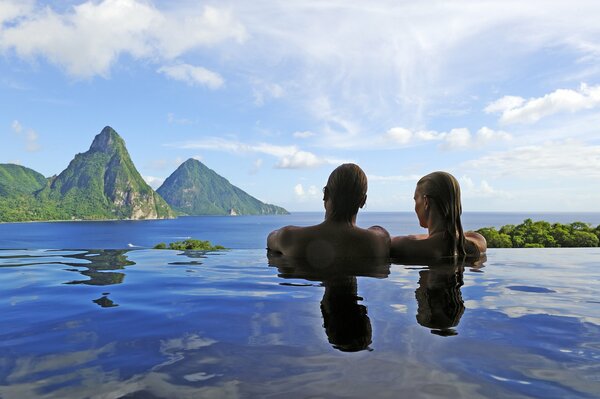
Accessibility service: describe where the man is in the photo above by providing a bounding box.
[267,163,390,265]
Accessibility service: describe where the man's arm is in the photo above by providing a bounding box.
[267,228,283,253]
[267,225,296,255]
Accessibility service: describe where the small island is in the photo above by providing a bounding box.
[154,238,226,251]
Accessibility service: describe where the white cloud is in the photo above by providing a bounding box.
[459,176,512,199]
[0,1,246,78]
[293,131,315,139]
[385,126,511,150]
[276,150,323,169]
[441,128,471,150]
[0,0,33,25]
[463,140,600,178]
[486,83,600,124]
[143,175,164,189]
[11,119,23,133]
[385,127,412,144]
[294,183,320,200]
[170,137,333,169]
[11,120,40,152]
[484,95,525,114]
[252,80,285,106]
[158,64,224,89]
[475,126,512,144]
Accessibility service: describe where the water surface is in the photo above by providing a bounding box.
[1,248,599,398]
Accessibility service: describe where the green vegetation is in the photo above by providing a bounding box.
[0,164,47,197]
[0,126,175,222]
[477,219,600,248]
[157,158,289,216]
[153,239,226,251]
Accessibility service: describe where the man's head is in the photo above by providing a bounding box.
[324,163,367,223]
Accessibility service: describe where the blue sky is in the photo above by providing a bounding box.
[2,0,600,212]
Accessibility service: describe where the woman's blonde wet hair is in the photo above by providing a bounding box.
[417,171,470,257]
[325,163,367,223]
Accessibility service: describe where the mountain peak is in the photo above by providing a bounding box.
[157,160,289,216]
[89,126,124,153]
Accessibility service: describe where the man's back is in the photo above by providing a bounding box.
[267,221,390,262]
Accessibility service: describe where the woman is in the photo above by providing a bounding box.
[391,171,486,259]
[267,163,390,262]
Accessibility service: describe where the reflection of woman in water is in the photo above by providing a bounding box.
[415,264,465,336]
[391,171,487,260]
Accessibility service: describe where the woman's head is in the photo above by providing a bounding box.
[324,163,368,223]
[416,171,467,256]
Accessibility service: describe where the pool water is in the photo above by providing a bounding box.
[1,248,599,398]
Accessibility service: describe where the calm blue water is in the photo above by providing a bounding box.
[1,212,599,250]
[0,248,599,398]
[1,214,600,398]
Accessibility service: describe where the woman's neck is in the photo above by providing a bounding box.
[426,211,447,237]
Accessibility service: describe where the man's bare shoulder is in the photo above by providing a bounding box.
[267,224,323,255]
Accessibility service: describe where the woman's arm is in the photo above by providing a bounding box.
[465,231,487,254]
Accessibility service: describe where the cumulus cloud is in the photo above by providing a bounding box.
[0,0,33,25]
[294,183,304,196]
[459,176,511,199]
[158,64,224,89]
[143,175,165,189]
[11,120,40,152]
[170,137,333,169]
[441,128,471,150]
[386,127,412,144]
[294,183,319,200]
[463,140,600,178]
[385,126,511,150]
[485,83,600,124]
[0,1,246,78]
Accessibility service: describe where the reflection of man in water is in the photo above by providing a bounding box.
[268,254,390,352]
[321,277,372,352]
[415,264,465,336]
[267,163,390,266]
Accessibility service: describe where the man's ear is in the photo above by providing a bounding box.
[424,195,429,210]
[359,194,367,208]
[323,186,329,201]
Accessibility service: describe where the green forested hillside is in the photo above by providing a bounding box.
[0,126,174,222]
[0,164,47,196]
[157,158,289,216]
[477,219,600,248]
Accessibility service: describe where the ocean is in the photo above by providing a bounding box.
[1,212,600,398]
[1,211,599,250]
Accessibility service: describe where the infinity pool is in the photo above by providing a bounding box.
[1,248,599,398]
